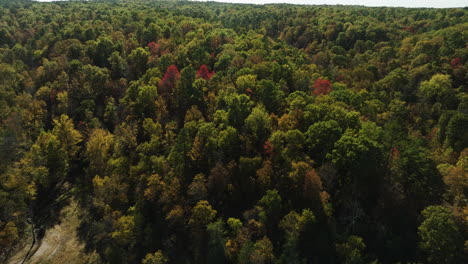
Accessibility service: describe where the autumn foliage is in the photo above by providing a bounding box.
[1,2,467,264]
[451,57,462,68]
[313,78,332,95]
[196,64,215,80]
[263,140,273,156]
[147,41,160,56]
[158,65,180,94]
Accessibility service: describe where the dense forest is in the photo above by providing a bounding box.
[0,0,467,263]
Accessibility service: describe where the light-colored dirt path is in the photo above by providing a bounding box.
[7,202,99,264]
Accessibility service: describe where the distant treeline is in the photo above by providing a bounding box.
[0,1,467,263]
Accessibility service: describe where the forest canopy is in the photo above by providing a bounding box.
[0,0,467,263]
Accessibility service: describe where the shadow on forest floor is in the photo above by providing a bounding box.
[7,201,100,264]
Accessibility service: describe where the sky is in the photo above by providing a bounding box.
[34,0,468,8]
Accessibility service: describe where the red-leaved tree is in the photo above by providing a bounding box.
[263,140,273,156]
[158,65,180,94]
[313,78,332,95]
[451,57,462,68]
[196,64,215,80]
[147,41,160,56]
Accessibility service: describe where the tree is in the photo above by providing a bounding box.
[176,65,202,112]
[303,169,327,212]
[207,219,227,264]
[128,47,149,78]
[142,23,162,44]
[283,130,306,162]
[418,205,463,264]
[197,64,215,80]
[207,162,230,201]
[52,114,83,159]
[256,160,274,191]
[336,236,366,264]
[94,36,115,67]
[373,68,410,102]
[189,200,217,262]
[258,189,282,224]
[279,209,316,263]
[327,127,381,173]
[445,113,468,152]
[142,250,168,264]
[239,156,262,196]
[419,74,453,105]
[236,74,257,94]
[397,146,444,208]
[305,120,343,163]
[158,65,180,95]
[111,215,136,247]
[439,149,468,208]
[257,79,284,113]
[2,2,468,264]
[250,236,275,264]
[86,129,113,178]
[0,221,19,249]
[130,84,158,118]
[226,94,253,129]
[188,173,208,204]
[244,104,272,151]
[109,51,128,79]
[313,78,332,96]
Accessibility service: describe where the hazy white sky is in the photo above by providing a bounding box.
[34,0,468,8]
[205,0,467,8]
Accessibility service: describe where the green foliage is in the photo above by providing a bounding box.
[418,206,463,264]
[419,74,453,104]
[327,128,380,171]
[445,113,468,152]
[128,47,149,78]
[207,219,227,264]
[336,236,366,264]
[258,189,282,223]
[0,1,466,263]
[279,209,316,263]
[244,104,272,149]
[305,120,342,163]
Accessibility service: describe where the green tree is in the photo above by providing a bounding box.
[419,74,453,105]
[279,209,316,263]
[135,85,158,117]
[257,79,284,114]
[445,113,468,152]
[418,205,463,264]
[244,104,272,151]
[177,65,201,112]
[258,189,282,224]
[94,37,115,67]
[109,51,128,79]
[224,93,253,129]
[128,47,149,78]
[336,236,366,264]
[207,219,227,264]
[305,120,342,163]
